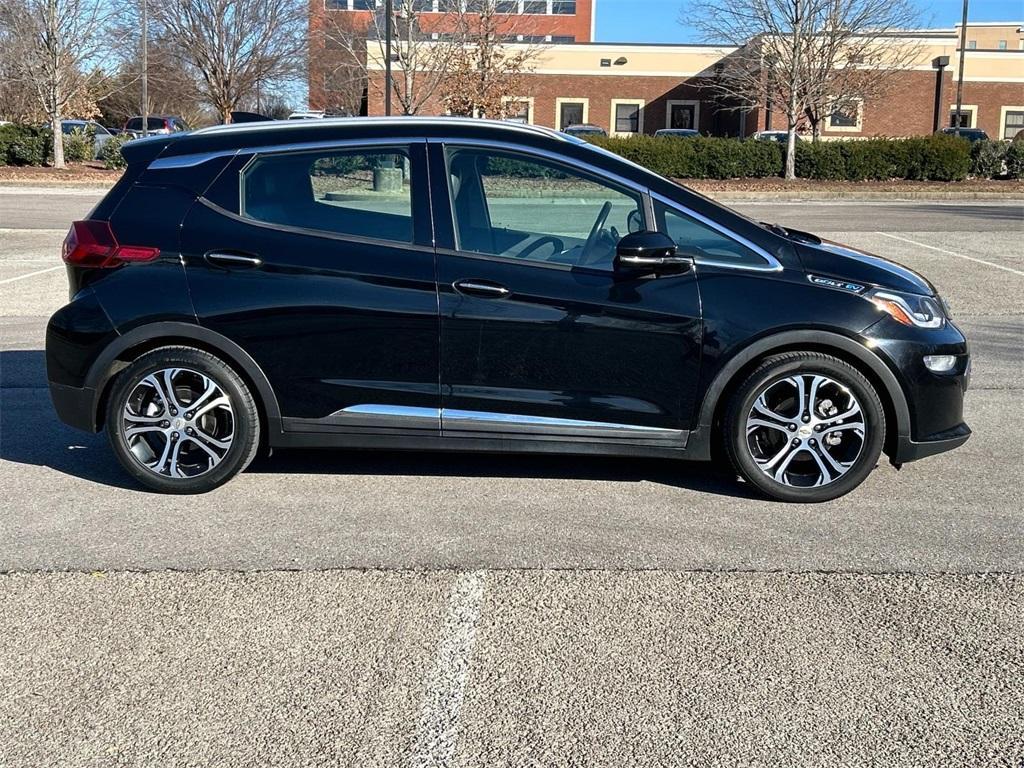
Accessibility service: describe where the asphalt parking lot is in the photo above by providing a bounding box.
[1,187,1022,765]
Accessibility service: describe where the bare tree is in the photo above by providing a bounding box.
[685,0,922,179]
[320,0,463,116]
[798,1,921,140]
[441,1,543,119]
[151,0,306,124]
[0,0,117,167]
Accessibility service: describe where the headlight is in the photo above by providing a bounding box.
[867,288,945,329]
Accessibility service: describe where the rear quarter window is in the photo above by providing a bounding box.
[239,148,414,243]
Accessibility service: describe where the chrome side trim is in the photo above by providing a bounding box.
[441,409,684,440]
[315,404,441,431]
[650,191,784,273]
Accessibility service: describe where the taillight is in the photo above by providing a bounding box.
[62,220,160,268]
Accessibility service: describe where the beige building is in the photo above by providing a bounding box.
[360,21,1024,140]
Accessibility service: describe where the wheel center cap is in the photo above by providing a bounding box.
[172,418,184,430]
[798,424,813,439]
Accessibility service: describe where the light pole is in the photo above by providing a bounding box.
[953,0,969,136]
[384,0,393,116]
[140,0,149,137]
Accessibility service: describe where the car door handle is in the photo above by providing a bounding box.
[205,251,262,269]
[453,279,511,298]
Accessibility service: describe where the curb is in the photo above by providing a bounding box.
[701,191,1024,202]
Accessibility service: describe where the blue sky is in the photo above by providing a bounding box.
[595,0,1024,43]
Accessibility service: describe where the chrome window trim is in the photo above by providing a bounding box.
[650,191,784,273]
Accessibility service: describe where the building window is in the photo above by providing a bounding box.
[557,99,587,129]
[495,0,518,11]
[827,98,862,131]
[611,100,643,135]
[552,0,576,13]
[551,35,575,43]
[410,0,434,10]
[1003,109,1024,140]
[503,97,534,124]
[949,107,976,128]
[325,0,347,8]
[437,0,459,10]
[353,0,374,9]
[667,101,699,130]
[966,40,976,49]
[523,0,546,13]
[998,40,1007,49]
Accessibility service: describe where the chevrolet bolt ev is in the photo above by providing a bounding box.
[46,118,971,501]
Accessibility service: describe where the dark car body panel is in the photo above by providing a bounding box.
[45,117,971,466]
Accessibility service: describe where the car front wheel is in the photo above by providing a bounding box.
[105,347,260,494]
[724,352,885,503]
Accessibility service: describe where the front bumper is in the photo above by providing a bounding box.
[894,423,971,464]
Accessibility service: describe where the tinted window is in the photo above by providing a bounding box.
[447,147,644,270]
[655,199,768,269]
[242,148,413,243]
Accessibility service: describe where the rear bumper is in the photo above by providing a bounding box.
[893,423,971,464]
[49,381,99,433]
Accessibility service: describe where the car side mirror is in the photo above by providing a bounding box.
[615,231,692,275]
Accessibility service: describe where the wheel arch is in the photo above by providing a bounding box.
[687,330,910,461]
[86,322,283,440]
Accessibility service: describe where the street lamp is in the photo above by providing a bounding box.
[953,0,969,136]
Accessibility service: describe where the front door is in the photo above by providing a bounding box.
[430,142,703,445]
[180,141,440,432]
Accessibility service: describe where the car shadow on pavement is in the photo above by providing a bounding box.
[2,350,755,499]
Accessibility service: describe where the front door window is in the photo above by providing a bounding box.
[445,147,645,271]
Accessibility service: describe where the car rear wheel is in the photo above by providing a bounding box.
[724,352,885,503]
[105,347,260,494]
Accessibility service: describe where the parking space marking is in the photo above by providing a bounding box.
[410,571,486,768]
[0,265,63,285]
[876,232,1024,277]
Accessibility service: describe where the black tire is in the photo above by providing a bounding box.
[723,352,885,503]
[104,346,260,494]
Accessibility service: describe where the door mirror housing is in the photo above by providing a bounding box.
[615,231,692,274]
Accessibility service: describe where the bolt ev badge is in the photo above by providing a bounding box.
[808,275,865,293]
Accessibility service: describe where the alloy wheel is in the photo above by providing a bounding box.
[121,367,235,479]
[744,374,866,488]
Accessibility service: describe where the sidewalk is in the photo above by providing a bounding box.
[684,178,1024,201]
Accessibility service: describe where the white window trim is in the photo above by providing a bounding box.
[502,96,535,125]
[555,97,590,130]
[610,99,645,137]
[665,99,701,130]
[949,104,979,128]
[999,105,1024,140]
[825,96,863,133]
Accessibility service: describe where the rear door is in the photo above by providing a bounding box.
[180,140,440,434]
[430,141,703,446]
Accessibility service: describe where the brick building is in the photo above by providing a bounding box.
[314,13,1024,140]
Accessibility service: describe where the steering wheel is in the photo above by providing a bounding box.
[580,201,613,267]
[516,235,564,261]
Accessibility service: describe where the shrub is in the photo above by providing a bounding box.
[0,123,50,166]
[794,141,845,180]
[62,129,95,163]
[588,134,782,179]
[969,139,1007,178]
[902,134,971,181]
[98,132,133,170]
[1005,141,1024,180]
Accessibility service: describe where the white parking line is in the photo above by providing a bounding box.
[410,570,486,768]
[0,265,63,284]
[876,231,1024,277]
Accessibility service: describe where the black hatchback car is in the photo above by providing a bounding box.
[46,118,971,501]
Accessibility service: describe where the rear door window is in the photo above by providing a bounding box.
[241,147,413,243]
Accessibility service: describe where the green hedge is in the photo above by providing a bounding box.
[1005,141,1024,179]
[588,133,979,181]
[589,135,783,179]
[62,129,95,163]
[98,132,133,170]
[0,124,50,166]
